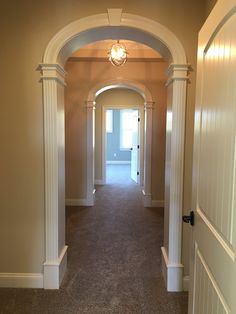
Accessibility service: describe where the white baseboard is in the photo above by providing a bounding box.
[94,179,105,185]
[106,160,131,164]
[151,200,165,207]
[0,272,43,288]
[44,245,68,289]
[161,246,184,292]
[66,198,93,206]
[183,275,189,291]
[142,191,164,208]
[142,190,152,207]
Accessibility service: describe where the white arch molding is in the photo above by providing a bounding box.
[85,79,154,208]
[39,10,191,291]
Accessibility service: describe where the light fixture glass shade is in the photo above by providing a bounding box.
[109,41,127,66]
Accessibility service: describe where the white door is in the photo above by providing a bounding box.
[131,110,140,183]
[189,1,236,313]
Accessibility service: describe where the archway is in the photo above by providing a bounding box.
[39,9,190,291]
[85,79,154,207]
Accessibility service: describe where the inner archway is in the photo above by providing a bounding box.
[85,79,154,209]
[39,9,190,291]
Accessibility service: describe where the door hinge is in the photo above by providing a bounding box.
[137,171,140,175]
[138,117,140,122]
[137,145,140,149]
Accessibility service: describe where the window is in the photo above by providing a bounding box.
[106,110,113,133]
[120,109,138,150]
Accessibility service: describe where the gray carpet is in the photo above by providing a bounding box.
[0,178,188,314]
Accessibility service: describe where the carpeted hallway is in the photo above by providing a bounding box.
[0,169,188,313]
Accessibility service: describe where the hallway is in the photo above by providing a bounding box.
[0,181,188,314]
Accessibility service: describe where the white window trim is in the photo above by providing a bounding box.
[106,109,113,133]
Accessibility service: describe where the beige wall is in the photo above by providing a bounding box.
[205,0,218,18]
[0,0,207,276]
[65,61,168,201]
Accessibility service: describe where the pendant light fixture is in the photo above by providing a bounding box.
[108,40,127,66]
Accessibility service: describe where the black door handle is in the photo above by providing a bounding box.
[182,211,195,226]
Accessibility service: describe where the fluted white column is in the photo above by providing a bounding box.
[86,100,96,206]
[161,63,190,291]
[39,63,68,289]
[142,101,154,206]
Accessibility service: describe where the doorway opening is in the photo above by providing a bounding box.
[40,11,190,291]
[104,108,141,185]
[89,82,152,206]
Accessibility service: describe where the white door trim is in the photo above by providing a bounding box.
[39,11,190,290]
[101,106,143,186]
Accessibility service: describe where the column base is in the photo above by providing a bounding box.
[43,245,68,289]
[161,246,184,292]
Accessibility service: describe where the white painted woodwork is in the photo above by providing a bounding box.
[161,63,190,291]
[65,198,91,206]
[39,64,68,289]
[89,80,150,197]
[101,105,144,186]
[106,161,131,165]
[86,101,96,206]
[43,13,186,65]
[151,199,165,208]
[189,1,236,312]
[131,110,140,183]
[88,79,153,104]
[193,246,229,314]
[0,273,43,288]
[142,101,154,206]
[41,12,189,290]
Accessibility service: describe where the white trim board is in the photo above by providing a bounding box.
[142,191,164,208]
[94,179,105,185]
[44,245,68,289]
[161,246,184,291]
[101,104,145,188]
[0,273,43,288]
[151,200,165,208]
[142,190,152,207]
[106,160,131,164]
[66,198,92,206]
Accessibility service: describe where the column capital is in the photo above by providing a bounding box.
[38,63,66,86]
[144,101,155,110]
[166,63,192,86]
[85,100,96,109]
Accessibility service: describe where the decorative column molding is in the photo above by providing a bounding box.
[86,100,96,108]
[39,63,66,86]
[166,63,191,86]
[39,63,67,289]
[142,101,154,207]
[162,63,191,291]
[86,100,96,206]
